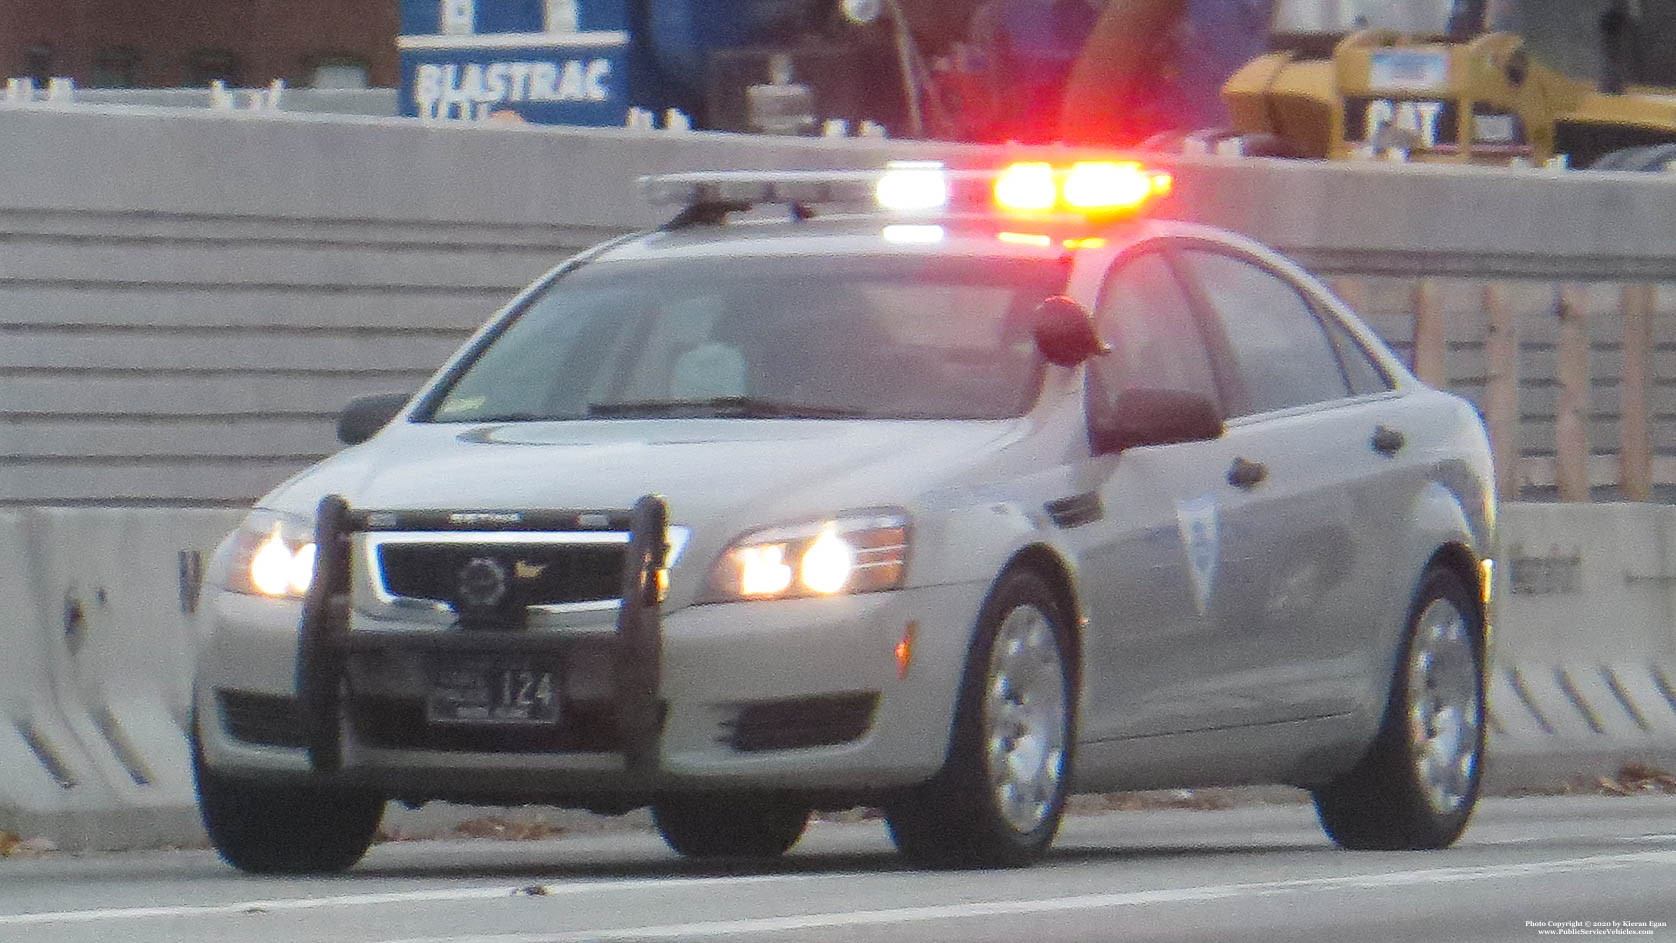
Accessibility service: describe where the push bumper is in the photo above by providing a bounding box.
[195,495,981,802]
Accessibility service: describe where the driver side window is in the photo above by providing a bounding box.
[1090,251,1222,414]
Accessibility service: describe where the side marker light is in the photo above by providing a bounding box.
[895,621,918,679]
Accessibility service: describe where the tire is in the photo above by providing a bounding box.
[885,569,1073,868]
[193,723,384,874]
[1313,567,1485,851]
[652,793,810,859]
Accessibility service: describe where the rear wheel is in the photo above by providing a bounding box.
[1313,567,1484,850]
[652,793,810,859]
[193,723,384,874]
[886,569,1073,868]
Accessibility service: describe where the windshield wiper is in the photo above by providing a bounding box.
[587,397,868,419]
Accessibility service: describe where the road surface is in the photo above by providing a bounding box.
[2,795,1673,943]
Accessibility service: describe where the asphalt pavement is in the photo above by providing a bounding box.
[2,795,1674,943]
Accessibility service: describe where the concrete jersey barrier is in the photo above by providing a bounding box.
[1487,503,1676,790]
[0,503,1673,849]
[0,508,239,850]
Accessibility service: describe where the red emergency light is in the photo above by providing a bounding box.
[995,161,1172,214]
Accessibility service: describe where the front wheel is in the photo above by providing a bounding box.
[886,569,1073,868]
[193,724,384,874]
[1313,567,1485,850]
[652,793,809,859]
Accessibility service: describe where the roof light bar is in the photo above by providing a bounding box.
[881,224,947,244]
[640,171,881,210]
[996,231,1054,247]
[640,160,1173,220]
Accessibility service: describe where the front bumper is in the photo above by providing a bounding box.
[194,498,983,804]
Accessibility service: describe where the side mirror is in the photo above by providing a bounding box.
[1032,296,1107,368]
[1096,388,1224,454]
[337,392,410,445]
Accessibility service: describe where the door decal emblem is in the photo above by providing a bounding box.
[1175,495,1220,615]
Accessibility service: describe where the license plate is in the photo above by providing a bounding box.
[426,660,560,725]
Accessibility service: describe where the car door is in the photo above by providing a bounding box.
[1169,243,1377,725]
[1071,248,1263,741]
[1303,280,1439,688]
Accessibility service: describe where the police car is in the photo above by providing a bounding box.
[192,159,1496,873]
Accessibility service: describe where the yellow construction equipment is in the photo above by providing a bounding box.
[1220,0,1676,169]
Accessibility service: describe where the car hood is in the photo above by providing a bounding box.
[262,418,1027,533]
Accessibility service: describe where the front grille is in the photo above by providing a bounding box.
[348,697,624,753]
[722,692,878,753]
[218,691,307,748]
[377,543,625,608]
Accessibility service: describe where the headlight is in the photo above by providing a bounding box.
[220,510,317,599]
[706,511,908,602]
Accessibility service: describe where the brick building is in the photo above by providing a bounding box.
[0,0,399,89]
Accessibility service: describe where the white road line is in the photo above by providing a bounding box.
[0,873,823,927]
[370,851,1676,943]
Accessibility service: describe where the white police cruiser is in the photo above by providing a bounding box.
[193,160,1496,873]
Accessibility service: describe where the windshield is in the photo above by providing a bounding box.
[1272,0,1477,36]
[422,253,1070,423]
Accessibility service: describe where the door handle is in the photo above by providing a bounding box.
[1227,457,1268,489]
[1371,425,1406,456]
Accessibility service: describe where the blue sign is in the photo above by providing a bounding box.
[399,0,627,35]
[397,0,633,126]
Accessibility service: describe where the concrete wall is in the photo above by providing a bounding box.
[66,87,400,115]
[6,103,1676,506]
[0,105,917,506]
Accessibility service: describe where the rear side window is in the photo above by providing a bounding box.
[1179,250,1350,416]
